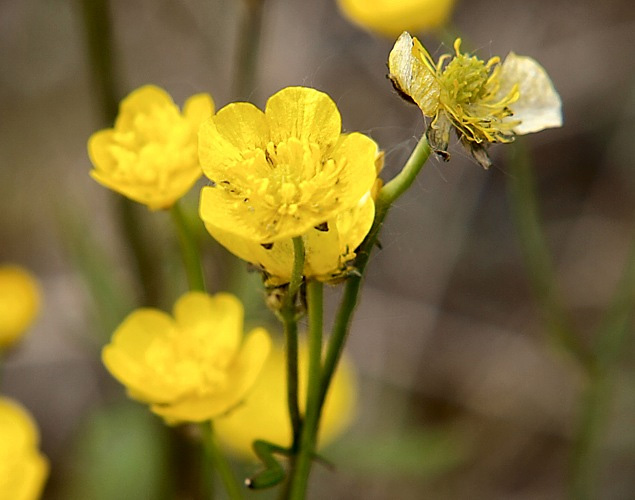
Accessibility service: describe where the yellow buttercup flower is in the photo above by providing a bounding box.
[389,32,563,168]
[337,0,456,38]
[89,85,214,210]
[102,291,271,423]
[198,86,380,283]
[215,342,356,459]
[0,265,40,351]
[0,397,48,500]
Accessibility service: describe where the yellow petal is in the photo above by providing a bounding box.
[337,0,456,38]
[388,32,440,116]
[265,87,341,150]
[102,310,179,403]
[173,292,243,358]
[151,328,271,422]
[199,102,269,177]
[498,53,563,134]
[183,93,215,126]
[0,265,40,349]
[330,132,381,207]
[115,85,175,129]
[0,397,49,500]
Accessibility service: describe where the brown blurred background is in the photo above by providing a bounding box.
[1,0,635,498]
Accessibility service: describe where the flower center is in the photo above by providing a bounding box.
[437,40,520,144]
[144,326,231,398]
[108,104,196,187]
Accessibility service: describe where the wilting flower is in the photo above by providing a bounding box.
[388,32,562,168]
[0,265,40,351]
[198,86,380,283]
[102,292,271,423]
[0,397,48,500]
[337,0,456,38]
[215,342,356,459]
[89,85,214,210]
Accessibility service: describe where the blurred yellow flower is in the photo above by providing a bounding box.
[102,291,271,423]
[0,265,40,351]
[215,342,356,459]
[89,85,214,210]
[0,397,48,500]
[389,32,562,168]
[198,86,380,283]
[337,0,456,38]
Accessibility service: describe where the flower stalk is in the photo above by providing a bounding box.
[171,202,206,292]
[200,423,244,500]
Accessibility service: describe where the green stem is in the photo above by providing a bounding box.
[171,202,206,292]
[233,0,266,100]
[200,423,244,500]
[318,135,431,414]
[506,141,592,370]
[287,281,323,499]
[280,237,306,450]
[568,371,611,500]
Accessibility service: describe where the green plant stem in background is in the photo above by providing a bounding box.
[285,136,432,500]
[171,202,206,292]
[233,0,266,100]
[280,237,306,451]
[200,423,244,500]
[507,141,592,370]
[507,141,635,499]
[79,0,162,307]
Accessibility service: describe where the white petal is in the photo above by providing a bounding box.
[499,53,563,135]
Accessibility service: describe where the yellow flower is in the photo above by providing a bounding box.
[102,291,271,423]
[0,397,48,500]
[89,85,214,210]
[389,32,563,168]
[0,265,40,351]
[337,0,456,38]
[214,342,356,459]
[198,86,380,283]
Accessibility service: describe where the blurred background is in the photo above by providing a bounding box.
[1,0,635,498]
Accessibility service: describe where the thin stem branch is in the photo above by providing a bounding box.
[318,136,431,414]
[506,141,592,370]
[280,237,305,450]
[200,423,244,500]
[171,202,206,292]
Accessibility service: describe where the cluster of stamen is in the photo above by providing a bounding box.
[436,40,520,144]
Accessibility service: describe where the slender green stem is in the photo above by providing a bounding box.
[171,202,206,292]
[286,281,324,499]
[318,136,432,414]
[200,423,244,500]
[233,0,266,100]
[593,236,635,369]
[280,237,306,450]
[507,141,593,370]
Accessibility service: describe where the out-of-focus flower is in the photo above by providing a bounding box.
[0,397,48,500]
[89,85,214,210]
[0,265,40,351]
[198,86,380,284]
[102,291,271,423]
[389,32,562,168]
[337,0,456,38]
[214,342,356,459]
